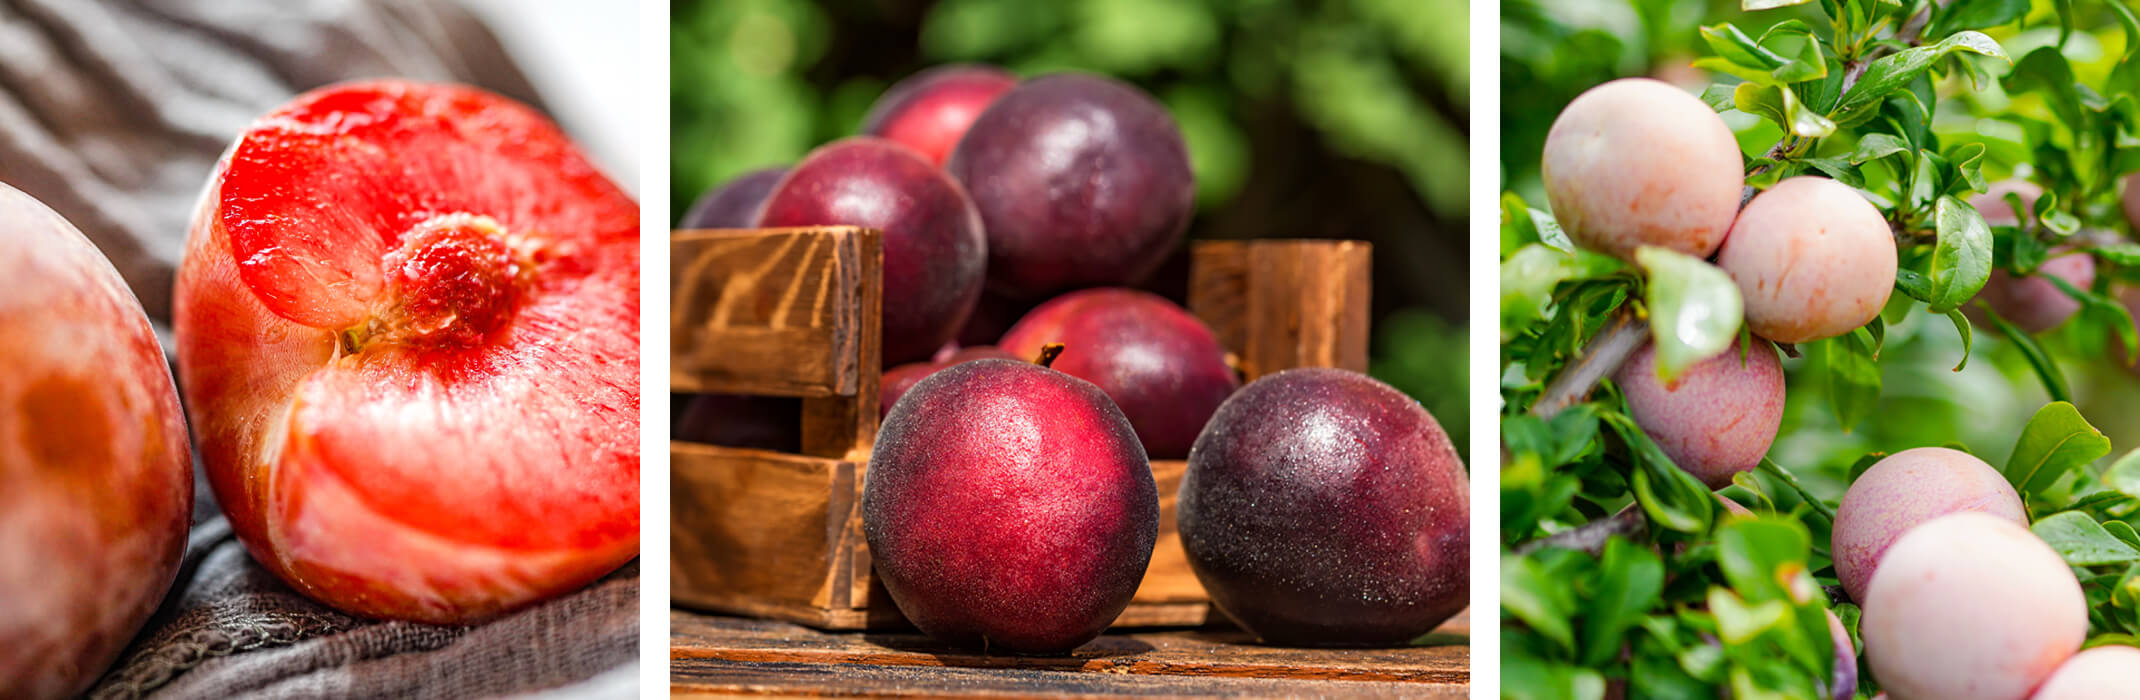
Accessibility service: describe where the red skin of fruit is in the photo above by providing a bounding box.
[860,64,1017,166]
[1830,447,2025,603]
[1718,176,1897,344]
[1965,181,2094,333]
[1542,78,1744,261]
[865,359,1158,654]
[948,73,1195,299]
[1612,338,1785,490]
[173,80,640,624]
[679,166,787,230]
[998,289,1238,459]
[0,185,192,700]
[758,137,987,364]
[1178,368,1469,646]
[879,346,1018,418]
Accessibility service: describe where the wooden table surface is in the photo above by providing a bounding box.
[670,608,1470,697]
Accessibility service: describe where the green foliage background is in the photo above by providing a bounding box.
[674,0,1474,453]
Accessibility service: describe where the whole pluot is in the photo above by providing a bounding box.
[1611,337,1785,490]
[679,167,787,229]
[1964,180,2094,333]
[864,359,1157,654]
[0,184,193,700]
[998,289,1237,459]
[1831,446,2026,603]
[860,64,1017,166]
[2030,645,2140,700]
[1718,176,1897,344]
[948,73,1194,299]
[757,137,987,364]
[1178,368,1468,646]
[1541,78,1745,260]
[1861,513,2085,700]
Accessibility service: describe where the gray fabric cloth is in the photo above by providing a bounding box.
[0,1,637,697]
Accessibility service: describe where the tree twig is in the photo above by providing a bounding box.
[1517,504,1647,556]
[1529,308,1650,418]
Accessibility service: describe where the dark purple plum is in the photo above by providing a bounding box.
[674,394,800,453]
[948,73,1194,299]
[998,289,1237,459]
[1179,368,1468,646]
[679,167,787,230]
[757,137,987,364]
[861,65,1017,166]
[866,358,1158,654]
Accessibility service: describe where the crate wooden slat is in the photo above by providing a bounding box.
[672,232,1373,630]
[670,610,1469,697]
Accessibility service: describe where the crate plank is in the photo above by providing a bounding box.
[671,442,858,619]
[1189,240,1371,380]
[670,611,1469,697]
[672,227,880,399]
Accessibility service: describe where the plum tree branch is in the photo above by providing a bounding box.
[1516,504,1646,556]
[1740,5,1933,206]
[1528,307,1649,418]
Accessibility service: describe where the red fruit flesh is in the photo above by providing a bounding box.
[0,185,192,700]
[879,345,1018,417]
[1178,368,1469,646]
[173,80,639,623]
[757,137,987,364]
[864,359,1158,654]
[861,65,1017,166]
[999,289,1238,459]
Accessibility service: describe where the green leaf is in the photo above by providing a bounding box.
[1581,538,1666,666]
[1503,244,1626,330]
[1921,196,1994,313]
[2033,511,2140,566]
[1503,553,1579,654]
[1708,588,1788,644]
[1944,307,1973,372]
[2104,449,2140,499]
[1609,412,1717,534]
[1851,133,1911,164]
[2042,273,2136,365]
[2005,402,2111,497]
[1716,518,1817,603]
[1637,246,1744,380]
[1833,31,2008,125]
[1734,82,1838,138]
[1984,310,2071,403]
[1821,329,1882,430]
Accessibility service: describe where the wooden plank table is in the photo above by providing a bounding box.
[670,608,1470,697]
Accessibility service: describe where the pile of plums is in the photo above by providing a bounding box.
[1545,78,2140,698]
[678,65,1469,654]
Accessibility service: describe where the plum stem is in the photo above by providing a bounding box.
[1033,343,1064,369]
[1516,504,1647,556]
[1530,308,1649,418]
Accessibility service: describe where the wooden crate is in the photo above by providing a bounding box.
[671,227,1371,630]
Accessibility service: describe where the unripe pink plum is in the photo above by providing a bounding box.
[1861,512,2085,700]
[1717,176,1897,344]
[1541,78,1744,261]
[1831,447,2025,603]
[1611,338,1785,490]
[2030,645,2140,699]
[1963,181,2093,333]
[1825,609,1857,700]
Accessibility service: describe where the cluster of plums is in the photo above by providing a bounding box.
[1547,79,2139,698]
[678,65,1470,653]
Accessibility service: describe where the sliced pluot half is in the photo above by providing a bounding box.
[174,80,639,623]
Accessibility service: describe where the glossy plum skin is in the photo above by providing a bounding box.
[1965,181,2094,333]
[1831,447,2025,603]
[865,359,1158,654]
[675,394,801,452]
[1178,368,1468,646]
[0,185,192,700]
[1861,513,2085,700]
[2030,645,2140,699]
[679,167,786,229]
[948,73,1194,299]
[173,81,639,624]
[878,345,1018,417]
[1718,176,1897,344]
[1542,78,1744,261]
[1612,338,1785,490]
[998,289,1237,459]
[860,64,1017,166]
[759,137,987,364]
